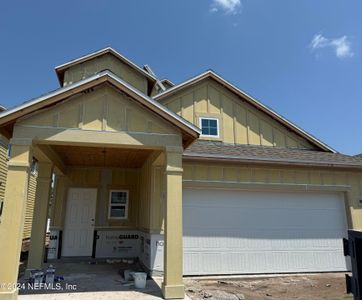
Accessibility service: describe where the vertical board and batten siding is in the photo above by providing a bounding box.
[63,53,148,94]
[20,83,178,233]
[139,158,152,231]
[0,135,37,240]
[183,162,362,228]
[51,160,165,233]
[19,85,177,136]
[139,153,165,232]
[162,79,317,150]
[52,167,142,230]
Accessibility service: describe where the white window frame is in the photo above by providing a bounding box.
[199,117,220,138]
[108,190,129,220]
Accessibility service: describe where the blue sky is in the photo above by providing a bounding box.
[0,1,361,154]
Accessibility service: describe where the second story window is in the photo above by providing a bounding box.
[200,117,219,137]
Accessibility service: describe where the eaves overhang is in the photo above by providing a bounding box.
[183,152,362,170]
[0,71,200,147]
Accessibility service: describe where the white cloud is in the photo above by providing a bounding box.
[210,0,242,15]
[310,34,354,59]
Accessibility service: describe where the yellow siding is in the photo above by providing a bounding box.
[109,168,140,228]
[0,137,8,209]
[150,166,164,232]
[139,158,152,231]
[183,161,362,229]
[162,79,317,149]
[138,152,165,232]
[0,135,37,240]
[63,53,148,94]
[52,167,142,230]
[51,161,166,233]
[51,153,166,232]
[20,85,178,135]
[23,173,37,240]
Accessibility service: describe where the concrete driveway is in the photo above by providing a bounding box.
[18,261,190,300]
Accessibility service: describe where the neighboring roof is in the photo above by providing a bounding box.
[55,47,157,87]
[184,141,362,169]
[154,70,336,153]
[0,70,200,146]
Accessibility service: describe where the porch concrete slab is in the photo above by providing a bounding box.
[19,292,163,300]
[17,262,190,300]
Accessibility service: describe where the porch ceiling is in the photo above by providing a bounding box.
[51,145,153,168]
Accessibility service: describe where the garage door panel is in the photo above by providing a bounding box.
[183,189,348,275]
[185,230,346,246]
[185,204,345,232]
[184,252,201,274]
[185,233,345,251]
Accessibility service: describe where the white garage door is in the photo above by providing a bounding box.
[183,188,349,275]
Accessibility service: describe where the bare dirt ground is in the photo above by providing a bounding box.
[185,273,352,300]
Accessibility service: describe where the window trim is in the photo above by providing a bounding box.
[108,189,129,220]
[199,117,220,138]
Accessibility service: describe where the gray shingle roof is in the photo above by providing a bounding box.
[184,141,362,169]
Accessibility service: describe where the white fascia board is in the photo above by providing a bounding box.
[0,71,201,135]
[0,74,102,119]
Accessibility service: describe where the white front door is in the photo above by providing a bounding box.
[62,188,97,257]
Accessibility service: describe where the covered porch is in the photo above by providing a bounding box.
[1,137,184,299]
[0,76,200,300]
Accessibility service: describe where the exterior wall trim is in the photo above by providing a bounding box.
[13,126,183,148]
[183,154,362,170]
[183,179,352,193]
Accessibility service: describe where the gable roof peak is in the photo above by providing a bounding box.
[154,69,336,153]
[55,47,157,87]
[0,70,200,146]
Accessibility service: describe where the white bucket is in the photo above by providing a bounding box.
[133,272,147,289]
